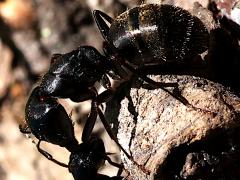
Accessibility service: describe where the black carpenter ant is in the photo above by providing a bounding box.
[38,3,210,152]
[20,86,123,180]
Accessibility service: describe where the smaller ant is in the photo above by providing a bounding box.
[20,86,123,180]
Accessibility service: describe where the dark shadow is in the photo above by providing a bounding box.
[156,127,240,180]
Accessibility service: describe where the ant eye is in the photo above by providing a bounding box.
[39,96,45,102]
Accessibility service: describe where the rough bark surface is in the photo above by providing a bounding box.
[114,75,240,179]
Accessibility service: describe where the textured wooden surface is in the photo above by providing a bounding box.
[115,75,240,179]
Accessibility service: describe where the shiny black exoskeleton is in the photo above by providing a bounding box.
[20,86,123,180]
[102,4,209,66]
[40,46,112,102]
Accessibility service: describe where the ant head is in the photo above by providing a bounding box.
[25,86,77,146]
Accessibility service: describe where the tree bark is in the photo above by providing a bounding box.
[108,75,240,180]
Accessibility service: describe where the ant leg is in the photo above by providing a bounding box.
[138,73,218,115]
[117,167,124,177]
[81,89,113,142]
[70,88,96,102]
[81,99,98,143]
[139,75,191,106]
[123,62,191,106]
[104,155,123,169]
[98,89,149,174]
[97,109,131,159]
[98,109,150,174]
[107,55,130,80]
[100,74,112,89]
[36,140,68,168]
[93,10,113,42]
[19,124,31,134]
[97,89,114,103]
[124,63,217,115]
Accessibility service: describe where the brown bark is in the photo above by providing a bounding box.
[111,75,240,179]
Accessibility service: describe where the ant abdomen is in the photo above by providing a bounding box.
[109,4,209,65]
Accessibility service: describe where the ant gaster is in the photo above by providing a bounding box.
[20,86,123,180]
[96,4,209,68]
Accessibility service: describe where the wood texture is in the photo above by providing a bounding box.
[111,75,240,179]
